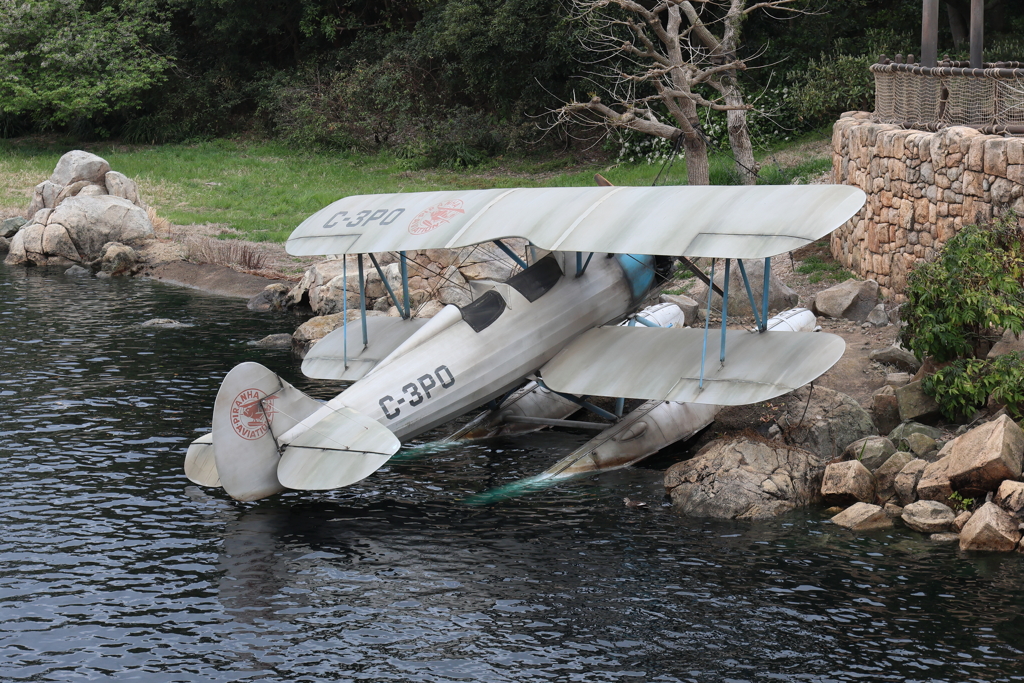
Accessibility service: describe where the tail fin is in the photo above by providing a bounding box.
[184,433,220,487]
[211,362,323,501]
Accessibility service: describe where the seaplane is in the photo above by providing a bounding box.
[183,183,865,501]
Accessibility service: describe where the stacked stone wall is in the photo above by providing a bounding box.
[831,112,1024,298]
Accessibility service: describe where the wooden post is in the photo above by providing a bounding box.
[970,0,984,68]
[921,0,939,67]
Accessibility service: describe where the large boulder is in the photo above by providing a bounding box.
[812,279,879,322]
[831,502,892,531]
[658,293,700,326]
[843,436,896,471]
[943,414,1024,497]
[901,500,956,533]
[896,380,941,423]
[894,458,928,505]
[664,437,824,519]
[686,257,798,317]
[916,457,953,502]
[291,309,386,358]
[6,195,153,266]
[959,502,1022,552]
[994,480,1024,517]
[50,150,110,186]
[821,460,876,505]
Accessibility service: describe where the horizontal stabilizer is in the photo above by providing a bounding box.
[277,406,401,490]
[541,327,844,406]
[286,185,865,259]
[302,317,428,381]
[184,432,220,487]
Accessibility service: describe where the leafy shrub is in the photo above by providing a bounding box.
[924,353,1024,421]
[899,214,1024,362]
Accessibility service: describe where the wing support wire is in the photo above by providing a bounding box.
[736,259,762,330]
[534,378,618,422]
[400,251,411,319]
[342,257,348,369]
[492,239,528,270]
[358,254,368,348]
[699,258,715,390]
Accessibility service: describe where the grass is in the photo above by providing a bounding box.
[796,254,855,284]
[0,134,833,243]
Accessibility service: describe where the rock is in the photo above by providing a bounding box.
[658,293,700,326]
[0,216,27,238]
[0,236,8,253]
[821,460,876,505]
[872,391,901,435]
[875,451,914,501]
[457,243,521,281]
[316,275,362,315]
[905,432,937,457]
[889,422,943,450]
[896,380,941,422]
[292,311,359,359]
[866,304,889,326]
[831,502,892,530]
[140,318,191,328]
[869,346,922,373]
[930,533,960,543]
[415,300,446,318]
[687,257,798,317]
[943,414,1024,497]
[953,510,972,531]
[247,283,292,313]
[50,150,111,186]
[812,279,879,322]
[894,458,928,505]
[287,259,350,314]
[77,184,105,197]
[100,242,137,276]
[437,265,473,307]
[64,265,91,277]
[843,436,896,471]
[902,500,956,533]
[25,180,60,218]
[103,171,144,206]
[717,386,876,462]
[916,457,953,502]
[884,502,904,517]
[664,437,824,519]
[959,502,1022,552]
[249,333,293,350]
[885,372,914,387]
[994,480,1024,517]
[987,328,1024,360]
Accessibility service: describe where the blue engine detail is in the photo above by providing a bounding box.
[614,254,657,302]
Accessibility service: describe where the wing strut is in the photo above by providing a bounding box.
[357,254,368,347]
[368,253,407,320]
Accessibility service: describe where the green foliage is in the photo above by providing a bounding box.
[947,491,975,513]
[0,0,172,127]
[900,215,1024,363]
[924,353,1024,421]
[796,255,855,285]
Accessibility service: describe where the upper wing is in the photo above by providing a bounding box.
[540,326,845,406]
[286,185,865,259]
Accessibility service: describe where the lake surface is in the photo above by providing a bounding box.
[1,263,1023,682]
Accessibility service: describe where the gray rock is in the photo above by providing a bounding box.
[866,304,889,326]
[0,216,27,238]
[64,265,91,277]
[25,180,60,218]
[883,502,904,517]
[249,333,293,349]
[905,432,937,457]
[889,422,944,448]
[659,293,700,326]
[831,502,892,530]
[894,458,928,505]
[100,242,137,276]
[664,437,824,519]
[103,171,144,207]
[930,532,960,543]
[687,258,798,317]
[875,451,914,501]
[902,500,956,533]
[140,318,191,328]
[869,346,922,373]
[247,283,292,313]
[415,300,446,318]
[844,436,896,471]
[812,279,879,322]
[987,328,1024,360]
[50,150,111,186]
[776,386,877,461]
[896,380,941,423]
[872,391,901,435]
[960,502,1022,552]
[953,510,972,531]
[437,265,473,307]
[821,460,876,505]
[0,235,8,253]
[944,414,1024,497]
[885,372,914,387]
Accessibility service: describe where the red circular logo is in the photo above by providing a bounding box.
[229,388,277,440]
[408,199,466,235]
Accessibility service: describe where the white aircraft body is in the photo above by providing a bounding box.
[184,184,865,502]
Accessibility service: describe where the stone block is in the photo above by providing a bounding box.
[875,451,914,501]
[959,502,1022,552]
[916,457,952,502]
[831,502,892,531]
[896,380,940,423]
[821,460,876,505]
[953,510,972,531]
[994,479,1024,517]
[944,414,1024,497]
[895,458,928,505]
[984,138,1009,176]
[901,499,956,533]
[844,436,896,472]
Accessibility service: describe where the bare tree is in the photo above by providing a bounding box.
[554,0,802,186]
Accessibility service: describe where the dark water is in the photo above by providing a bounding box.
[2,264,1023,683]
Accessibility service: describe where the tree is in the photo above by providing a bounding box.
[554,0,804,185]
[0,0,172,127]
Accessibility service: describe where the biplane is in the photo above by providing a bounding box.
[184,184,865,502]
